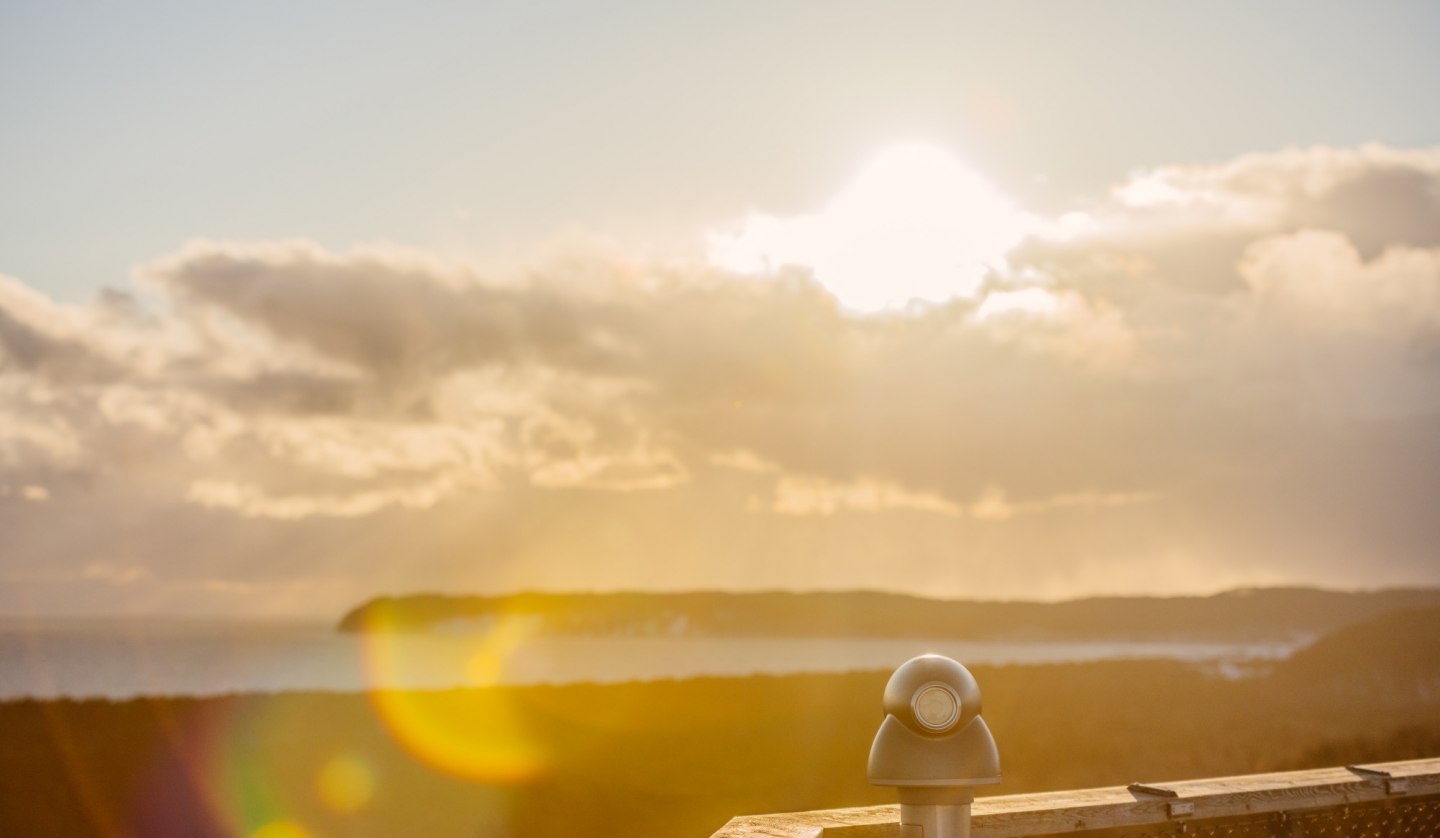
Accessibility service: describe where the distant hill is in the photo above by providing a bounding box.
[1273,606,1440,697]
[337,587,1440,641]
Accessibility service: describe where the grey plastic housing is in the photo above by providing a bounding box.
[867,655,1002,788]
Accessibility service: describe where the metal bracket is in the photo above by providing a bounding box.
[1347,764,1390,777]
[1128,782,1179,798]
[1128,782,1194,817]
[1347,764,1409,795]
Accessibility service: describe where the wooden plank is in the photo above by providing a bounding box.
[708,757,1440,838]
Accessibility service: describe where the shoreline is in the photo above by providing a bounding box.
[0,630,1308,702]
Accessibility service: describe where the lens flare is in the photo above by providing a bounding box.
[249,820,310,838]
[360,607,549,784]
[316,753,376,814]
[130,694,387,836]
[209,704,302,836]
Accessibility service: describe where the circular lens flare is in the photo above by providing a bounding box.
[316,753,375,814]
[360,606,549,784]
[250,820,310,838]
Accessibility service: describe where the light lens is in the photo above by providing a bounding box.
[913,684,960,731]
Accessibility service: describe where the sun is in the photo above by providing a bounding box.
[709,141,1035,312]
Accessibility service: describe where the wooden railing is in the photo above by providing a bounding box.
[711,757,1440,837]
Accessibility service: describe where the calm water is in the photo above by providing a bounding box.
[0,619,1307,700]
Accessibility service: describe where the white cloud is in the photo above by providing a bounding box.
[708,449,781,474]
[967,485,1161,522]
[526,446,689,492]
[3,143,1440,614]
[186,477,459,520]
[772,475,963,518]
[769,476,1158,522]
[1113,144,1440,230]
[973,287,1139,372]
[1239,230,1440,336]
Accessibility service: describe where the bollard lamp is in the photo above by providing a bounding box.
[867,655,1000,838]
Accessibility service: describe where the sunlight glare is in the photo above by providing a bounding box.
[974,287,1062,320]
[708,141,1035,312]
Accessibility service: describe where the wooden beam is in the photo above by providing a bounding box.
[709,757,1440,837]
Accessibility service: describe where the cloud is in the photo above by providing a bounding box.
[772,475,964,518]
[708,449,781,473]
[0,275,122,384]
[80,562,152,586]
[965,485,1161,522]
[0,484,50,502]
[1238,230,1440,336]
[768,476,1158,521]
[186,476,459,520]
[2,144,1440,615]
[1112,145,1440,249]
[971,287,1140,372]
[1022,143,1440,295]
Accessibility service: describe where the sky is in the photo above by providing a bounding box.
[2,1,1439,617]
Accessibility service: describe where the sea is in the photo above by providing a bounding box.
[0,618,1308,700]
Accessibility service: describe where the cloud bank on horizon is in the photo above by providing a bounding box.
[2,143,1439,617]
